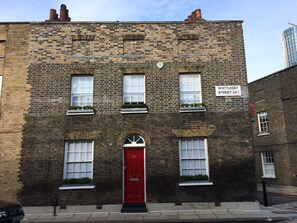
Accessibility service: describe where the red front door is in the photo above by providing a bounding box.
[124,148,145,204]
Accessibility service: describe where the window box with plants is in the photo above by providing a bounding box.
[66,106,95,116]
[59,177,95,190]
[179,174,213,186]
[179,103,206,113]
[120,103,148,114]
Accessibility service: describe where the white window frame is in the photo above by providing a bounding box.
[71,76,94,107]
[257,112,269,135]
[63,141,94,181]
[261,152,276,178]
[123,74,145,105]
[179,138,212,186]
[179,74,202,106]
[179,138,209,177]
[123,135,145,147]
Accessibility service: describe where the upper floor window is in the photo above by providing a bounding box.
[123,74,145,105]
[179,74,202,107]
[261,152,276,178]
[254,89,265,102]
[71,76,93,107]
[258,112,269,134]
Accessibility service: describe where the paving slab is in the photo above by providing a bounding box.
[87,213,109,222]
[195,210,217,219]
[124,214,144,221]
[239,210,270,218]
[22,214,40,223]
[143,212,164,221]
[49,214,74,222]
[69,213,91,222]
[58,206,97,214]
[212,210,236,219]
[177,210,197,216]
[106,213,125,221]
[178,214,199,220]
[160,210,178,216]
[31,215,55,222]
[230,210,256,219]
[23,207,53,215]
[146,211,161,216]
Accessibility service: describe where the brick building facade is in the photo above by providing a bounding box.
[0,7,256,210]
[249,65,297,194]
[0,23,31,202]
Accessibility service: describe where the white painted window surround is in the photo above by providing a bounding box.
[71,76,93,107]
[261,152,276,178]
[179,138,211,186]
[179,74,202,105]
[123,74,145,104]
[63,141,94,179]
[179,138,209,176]
[258,112,269,134]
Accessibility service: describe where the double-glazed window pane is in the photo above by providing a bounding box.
[258,112,269,133]
[261,152,275,178]
[64,141,93,179]
[180,138,207,176]
[71,76,93,107]
[180,74,201,105]
[123,75,144,104]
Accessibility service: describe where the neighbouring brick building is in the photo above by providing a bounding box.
[0,23,31,202]
[249,65,297,195]
[0,5,256,210]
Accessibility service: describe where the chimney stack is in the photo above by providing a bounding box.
[47,4,71,22]
[60,4,71,21]
[185,9,203,22]
[49,9,58,21]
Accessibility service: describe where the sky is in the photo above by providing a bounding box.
[0,0,296,83]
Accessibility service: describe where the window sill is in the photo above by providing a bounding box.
[179,181,213,186]
[258,132,270,137]
[179,107,206,113]
[67,109,95,116]
[261,176,276,179]
[121,108,148,114]
[59,185,95,190]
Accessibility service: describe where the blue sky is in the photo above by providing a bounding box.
[0,0,296,82]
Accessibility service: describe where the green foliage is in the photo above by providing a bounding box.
[63,177,92,185]
[180,103,205,108]
[121,103,148,109]
[180,174,209,182]
[69,105,94,110]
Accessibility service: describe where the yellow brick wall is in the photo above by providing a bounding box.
[0,24,30,202]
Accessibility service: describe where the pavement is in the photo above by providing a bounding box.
[21,200,297,223]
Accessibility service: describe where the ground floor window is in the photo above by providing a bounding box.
[63,141,94,180]
[261,152,276,178]
[179,138,209,178]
